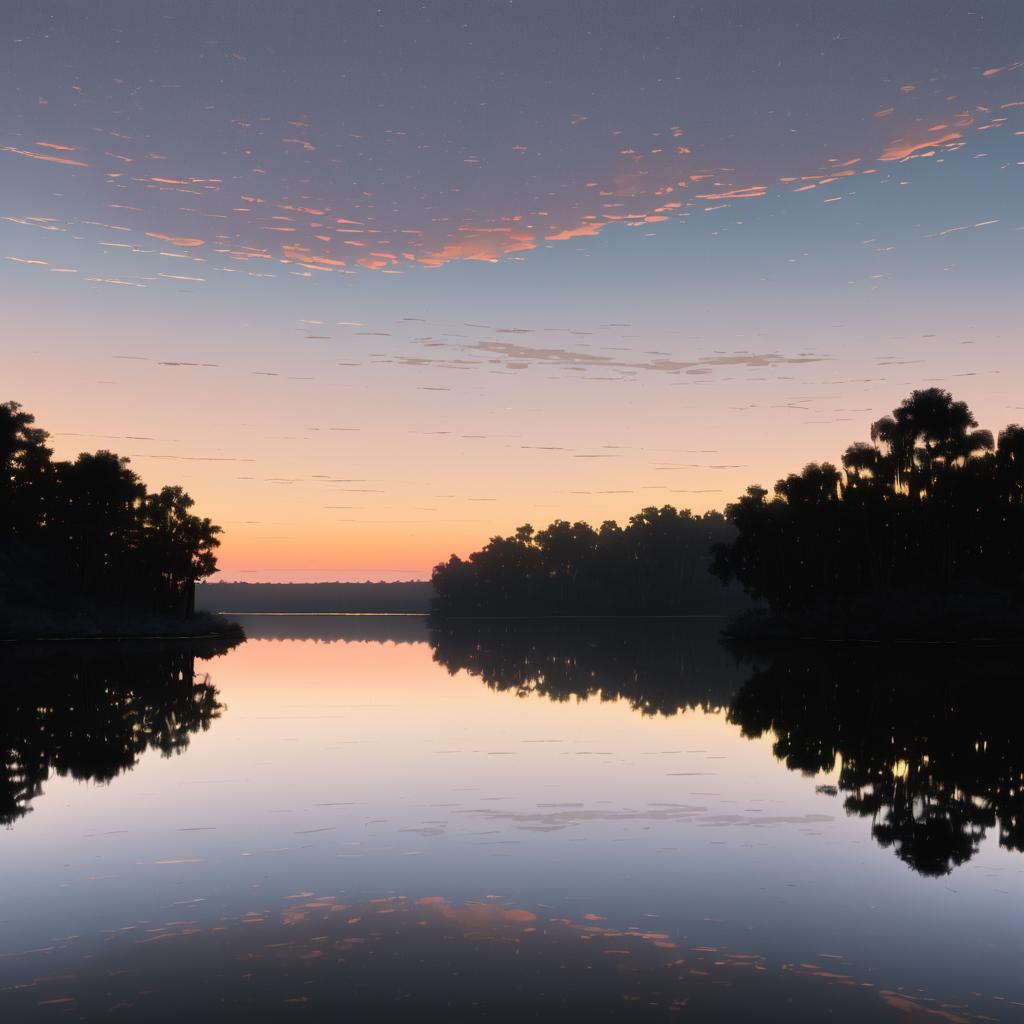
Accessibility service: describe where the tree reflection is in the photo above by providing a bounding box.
[0,636,238,825]
[429,617,748,717]
[431,618,1024,876]
[728,648,1024,876]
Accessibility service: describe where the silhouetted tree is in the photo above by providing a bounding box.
[713,389,1024,620]
[431,507,743,615]
[141,486,222,615]
[0,401,224,626]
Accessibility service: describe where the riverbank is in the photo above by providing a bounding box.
[723,597,1024,646]
[0,608,245,642]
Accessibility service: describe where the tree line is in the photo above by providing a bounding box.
[431,505,744,615]
[431,388,1024,623]
[712,388,1024,618]
[1,401,222,623]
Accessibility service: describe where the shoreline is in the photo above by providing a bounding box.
[720,604,1024,648]
[7,608,1022,648]
[0,610,245,644]
[1,631,244,643]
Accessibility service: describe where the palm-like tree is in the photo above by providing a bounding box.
[716,389,1024,617]
[870,389,993,498]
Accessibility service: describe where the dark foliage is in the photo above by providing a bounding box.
[0,635,238,825]
[1,401,223,625]
[431,506,744,616]
[712,388,1024,615]
[729,647,1024,877]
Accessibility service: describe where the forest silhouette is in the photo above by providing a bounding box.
[713,388,1024,631]
[1,402,225,633]
[433,389,1024,633]
[431,506,744,615]
[0,636,237,825]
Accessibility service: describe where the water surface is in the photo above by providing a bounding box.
[1,617,1022,1020]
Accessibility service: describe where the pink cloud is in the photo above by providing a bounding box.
[418,226,535,268]
[880,132,962,161]
[1,145,88,167]
[544,221,605,241]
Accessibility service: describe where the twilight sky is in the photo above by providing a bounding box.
[3,1,1023,581]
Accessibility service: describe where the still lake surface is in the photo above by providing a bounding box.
[1,615,1022,1021]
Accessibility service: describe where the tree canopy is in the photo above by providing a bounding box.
[712,388,1024,614]
[1,401,222,622]
[431,505,742,615]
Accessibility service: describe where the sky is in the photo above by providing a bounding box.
[3,1,1023,581]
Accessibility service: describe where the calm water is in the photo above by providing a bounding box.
[1,616,1023,1021]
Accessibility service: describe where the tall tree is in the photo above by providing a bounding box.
[713,389,1024,618]
[1,402,224,623]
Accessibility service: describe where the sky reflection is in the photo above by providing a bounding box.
[2,893,1005,1022]
[1,623,1023,1015]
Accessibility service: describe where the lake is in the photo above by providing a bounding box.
[1,616,1022,1021]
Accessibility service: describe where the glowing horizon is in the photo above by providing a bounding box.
[4,3,1023,581]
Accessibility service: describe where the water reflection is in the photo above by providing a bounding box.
[5,618,1023,885]
[233,612,428,644]
[430,616,748,716]
[1,621,1022,1017]
[0,893,966,1022]
[729,647,1024,877]
[429,619,1024,877]
[0,636,239,825]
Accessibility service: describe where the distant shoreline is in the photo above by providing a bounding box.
[196,580,434,615]
[221,610,428,615]
[223,610,728,619]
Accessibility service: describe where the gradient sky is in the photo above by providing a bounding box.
[3,1,1023,580]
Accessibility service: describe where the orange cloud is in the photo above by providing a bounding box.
[1,145,88,167]
[545,220,605,241]
[418,226,535,268]
[879,132,962,161]
[282,244,346,268]
[358,256,397,270]
[279,204,328,216]
[145,232,206,247]
[982,62,1022,77]
[694,185,767,200]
